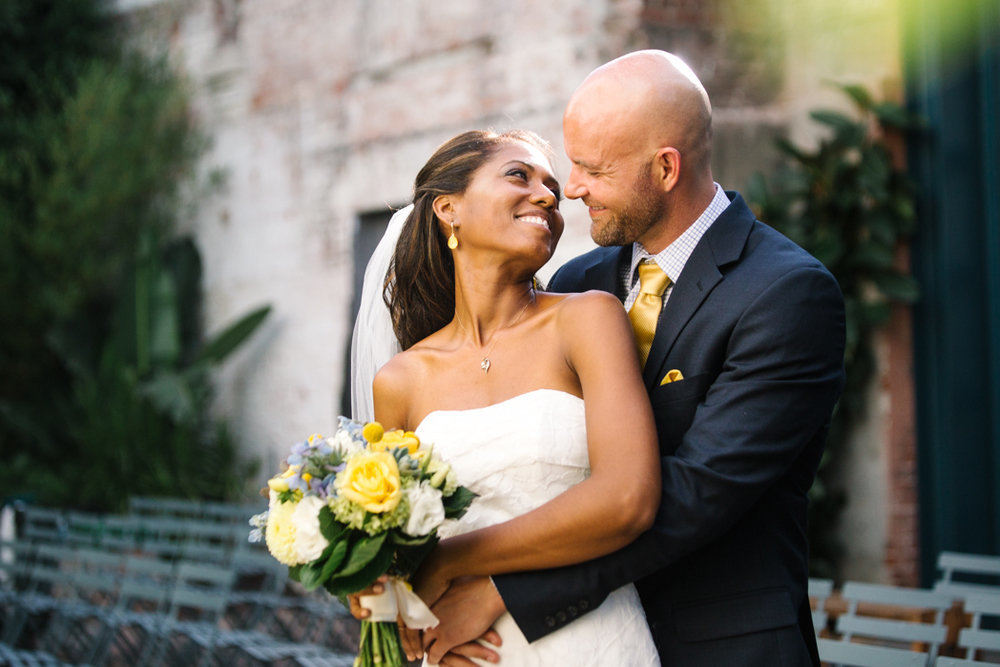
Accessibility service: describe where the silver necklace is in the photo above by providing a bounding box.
[456,289,534,373]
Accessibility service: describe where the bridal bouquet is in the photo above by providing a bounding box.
[249,417,475,667]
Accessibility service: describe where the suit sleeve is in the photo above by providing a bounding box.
[494,264,846,641]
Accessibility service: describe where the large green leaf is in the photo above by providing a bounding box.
[809,109,858,132]
[320,538,350,581]
[443,486,477,520]
[774,137,809,162]
[297,559,327,591]
[336,531,388,578]
[319,505,347,542]
[194,304,271,365]
[872,273,921,303]
[872,102,915,128]
[849,243,895,271]
[836,83,875,111]
[149,269,181,369]
[325,546,394,597]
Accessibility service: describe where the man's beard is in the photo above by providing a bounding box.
[591,176,662,247]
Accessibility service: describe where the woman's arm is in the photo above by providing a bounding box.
[419,291,660,594]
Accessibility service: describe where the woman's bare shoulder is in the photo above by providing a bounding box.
[373,346,428,394]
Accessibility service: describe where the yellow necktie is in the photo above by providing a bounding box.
[628,262,671,367]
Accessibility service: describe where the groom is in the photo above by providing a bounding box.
[421,51,846,666]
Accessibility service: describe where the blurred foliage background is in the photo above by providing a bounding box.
[748,85,921,577]
[0,0,266,513]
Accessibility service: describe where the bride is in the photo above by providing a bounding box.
[353,129,660,666]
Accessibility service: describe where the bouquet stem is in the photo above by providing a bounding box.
[355,620,407,667]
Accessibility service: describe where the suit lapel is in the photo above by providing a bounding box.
[642,192,756,389]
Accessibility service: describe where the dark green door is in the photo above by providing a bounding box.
[904,0,1000,582]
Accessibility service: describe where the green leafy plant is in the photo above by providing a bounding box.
[0,0,266,512]
[747,84,921,578]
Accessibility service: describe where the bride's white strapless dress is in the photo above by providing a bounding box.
[415,389,660,666]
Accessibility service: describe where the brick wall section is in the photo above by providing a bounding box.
[883,258,921,587]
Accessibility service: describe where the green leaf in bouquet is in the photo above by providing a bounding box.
[319,505,347,542]
[338,532,388,577]
[443,486,477,519]
[298,560,327,591]
[320,537,350,581]
[288,564,303,583]
[325,545,394,597]
[389,531,433,547]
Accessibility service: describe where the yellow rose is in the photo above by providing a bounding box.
[337,451,402,513]
[370,429,420,455]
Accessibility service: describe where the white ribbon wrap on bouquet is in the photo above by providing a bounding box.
[359,577,439,629]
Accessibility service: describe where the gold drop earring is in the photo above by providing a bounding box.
[448,222,459,250]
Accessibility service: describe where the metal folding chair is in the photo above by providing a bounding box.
[955,593,1000,662]
[818,636,928,666]
[934,552,1000,600]
[138,560,237,666]
[810,577,834,633]
[1,544,78,647]
[0,644,73,667]
[833,581,953,666]
[88,554,176,666]
[36,547,124,663]
[20,507,66,545]
[935,657,999,666]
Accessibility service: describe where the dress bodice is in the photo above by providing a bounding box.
[416,389,588,538]
[413,388,660,666]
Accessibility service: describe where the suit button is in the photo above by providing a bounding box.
[579,599,590,610]
[545,615,556,627]
[556,611,567,623]
[568,605,578,618]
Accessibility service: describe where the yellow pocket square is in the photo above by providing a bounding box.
[660,369,684,385]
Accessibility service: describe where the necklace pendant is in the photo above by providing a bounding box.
[481,358,491,373]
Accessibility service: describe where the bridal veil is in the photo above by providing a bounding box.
[349,204,412,422]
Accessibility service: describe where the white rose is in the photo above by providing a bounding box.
[290,495,330,562]
[403,482,445,537]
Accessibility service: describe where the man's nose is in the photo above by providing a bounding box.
[564,167,587,200]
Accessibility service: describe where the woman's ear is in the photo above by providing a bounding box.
[655,147,681,192]
[432,194,456,228]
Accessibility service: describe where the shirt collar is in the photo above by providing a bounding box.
[629,183,730,286]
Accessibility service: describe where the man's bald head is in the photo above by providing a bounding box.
[565,50,713,178]
[561,51,718,251]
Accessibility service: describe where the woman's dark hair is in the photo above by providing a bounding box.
[385,129,554,350]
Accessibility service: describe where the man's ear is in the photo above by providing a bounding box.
[655,147,681,192]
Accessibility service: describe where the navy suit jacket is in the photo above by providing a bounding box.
[493,192,845,666]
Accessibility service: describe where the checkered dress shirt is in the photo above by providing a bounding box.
[622,184,730,310]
